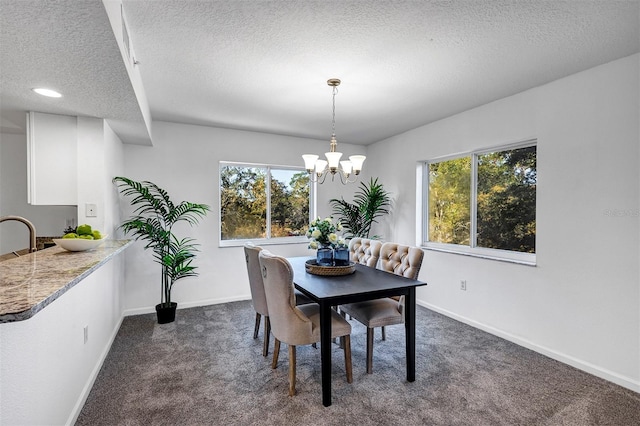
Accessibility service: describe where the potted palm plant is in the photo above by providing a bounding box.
[113,177,210,324]
[329,177,391,240]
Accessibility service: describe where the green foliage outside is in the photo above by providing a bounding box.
[428,158,471,245]
[220,166,266,239]
[428,145,536,253]
[477,146,536,252]
[220,166,309,240]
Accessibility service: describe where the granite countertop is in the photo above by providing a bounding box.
[0,239,132,323]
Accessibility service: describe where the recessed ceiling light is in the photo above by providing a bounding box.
[32,88,62,98]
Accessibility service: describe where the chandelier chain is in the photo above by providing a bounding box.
[331,85,338,136]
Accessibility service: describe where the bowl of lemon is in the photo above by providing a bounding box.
[53,224,108,252]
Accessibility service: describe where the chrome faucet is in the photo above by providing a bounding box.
[0,216,37,254]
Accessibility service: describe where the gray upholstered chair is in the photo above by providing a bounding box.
[348,237,382,267]
[339,242,424,373]
[244,243,312,357]
[258,249,353,396]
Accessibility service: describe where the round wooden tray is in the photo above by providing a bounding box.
[305,259,356,276]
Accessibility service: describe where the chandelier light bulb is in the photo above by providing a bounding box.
[340,160,353,175]
[349,155,366,174]
[303,154,319,172]
[325,151,342,169]
[315,159,328,175]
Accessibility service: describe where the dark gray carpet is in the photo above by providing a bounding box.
[76,301,640,425]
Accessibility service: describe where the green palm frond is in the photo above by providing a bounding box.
[113,176,210,306]
[330,177,391,239]
[163,235,199,284]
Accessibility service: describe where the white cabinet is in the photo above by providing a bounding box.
[27,112,77,205]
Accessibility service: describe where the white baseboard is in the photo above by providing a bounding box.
[122,295,252,317]
[66,314,125,426]
[417,299,640,394]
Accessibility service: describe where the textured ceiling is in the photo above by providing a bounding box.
[0,0,148,143]
[1,1,639,146]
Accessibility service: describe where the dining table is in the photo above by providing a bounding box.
[286,256,428,407]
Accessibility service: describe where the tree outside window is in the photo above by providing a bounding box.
[428,157,471,245]
[425,141,536,259]
[476,146,536,253]
[220,163,310,243]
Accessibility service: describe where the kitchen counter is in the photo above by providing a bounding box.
[0,239,132,323]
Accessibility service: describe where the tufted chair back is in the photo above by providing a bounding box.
[379,242,424,280]
[348,238,383,267]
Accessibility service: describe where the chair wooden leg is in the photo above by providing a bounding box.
[366,327,374,374]
[253,313,261,339]
[262,316,271,357]
[288,345,297,396]
[382,326,386,341]
[272,338,281,369]
[343,335,353,383]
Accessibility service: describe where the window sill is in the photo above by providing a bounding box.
[219,237,309,248]
[423,243,536,266]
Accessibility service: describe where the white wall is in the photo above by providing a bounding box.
[0,131,76,253]
[0,254,126,426]
[103,121,125,236]
[76,117,106,233]
[120,123,364,313]
[1,119,127,425]
[366,54,640,391]
[76,118,125,237]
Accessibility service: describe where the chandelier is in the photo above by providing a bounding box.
[302,78,366,184]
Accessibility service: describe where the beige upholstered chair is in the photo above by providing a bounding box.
[244,243,312,357]
[258,249,353,396]
[339,242,424,373]
[348,237,382,267]
[342,237,383,340]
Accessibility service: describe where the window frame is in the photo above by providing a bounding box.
[219,161,315,247]
[420,139,537,266]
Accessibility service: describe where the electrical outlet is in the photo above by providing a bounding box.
[86,203,97,217]
[460,280,467,291]
[83,325,89,344]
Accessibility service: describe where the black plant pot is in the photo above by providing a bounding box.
[155,302,177,324]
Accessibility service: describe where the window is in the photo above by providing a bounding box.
[422,140,537,264]
[220,162,312,246]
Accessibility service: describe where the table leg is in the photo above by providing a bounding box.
[319,301,332,406]
[405,287,416,382]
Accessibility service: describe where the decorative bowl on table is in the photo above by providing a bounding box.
[305,259,356,276]
[52,235,108,252]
